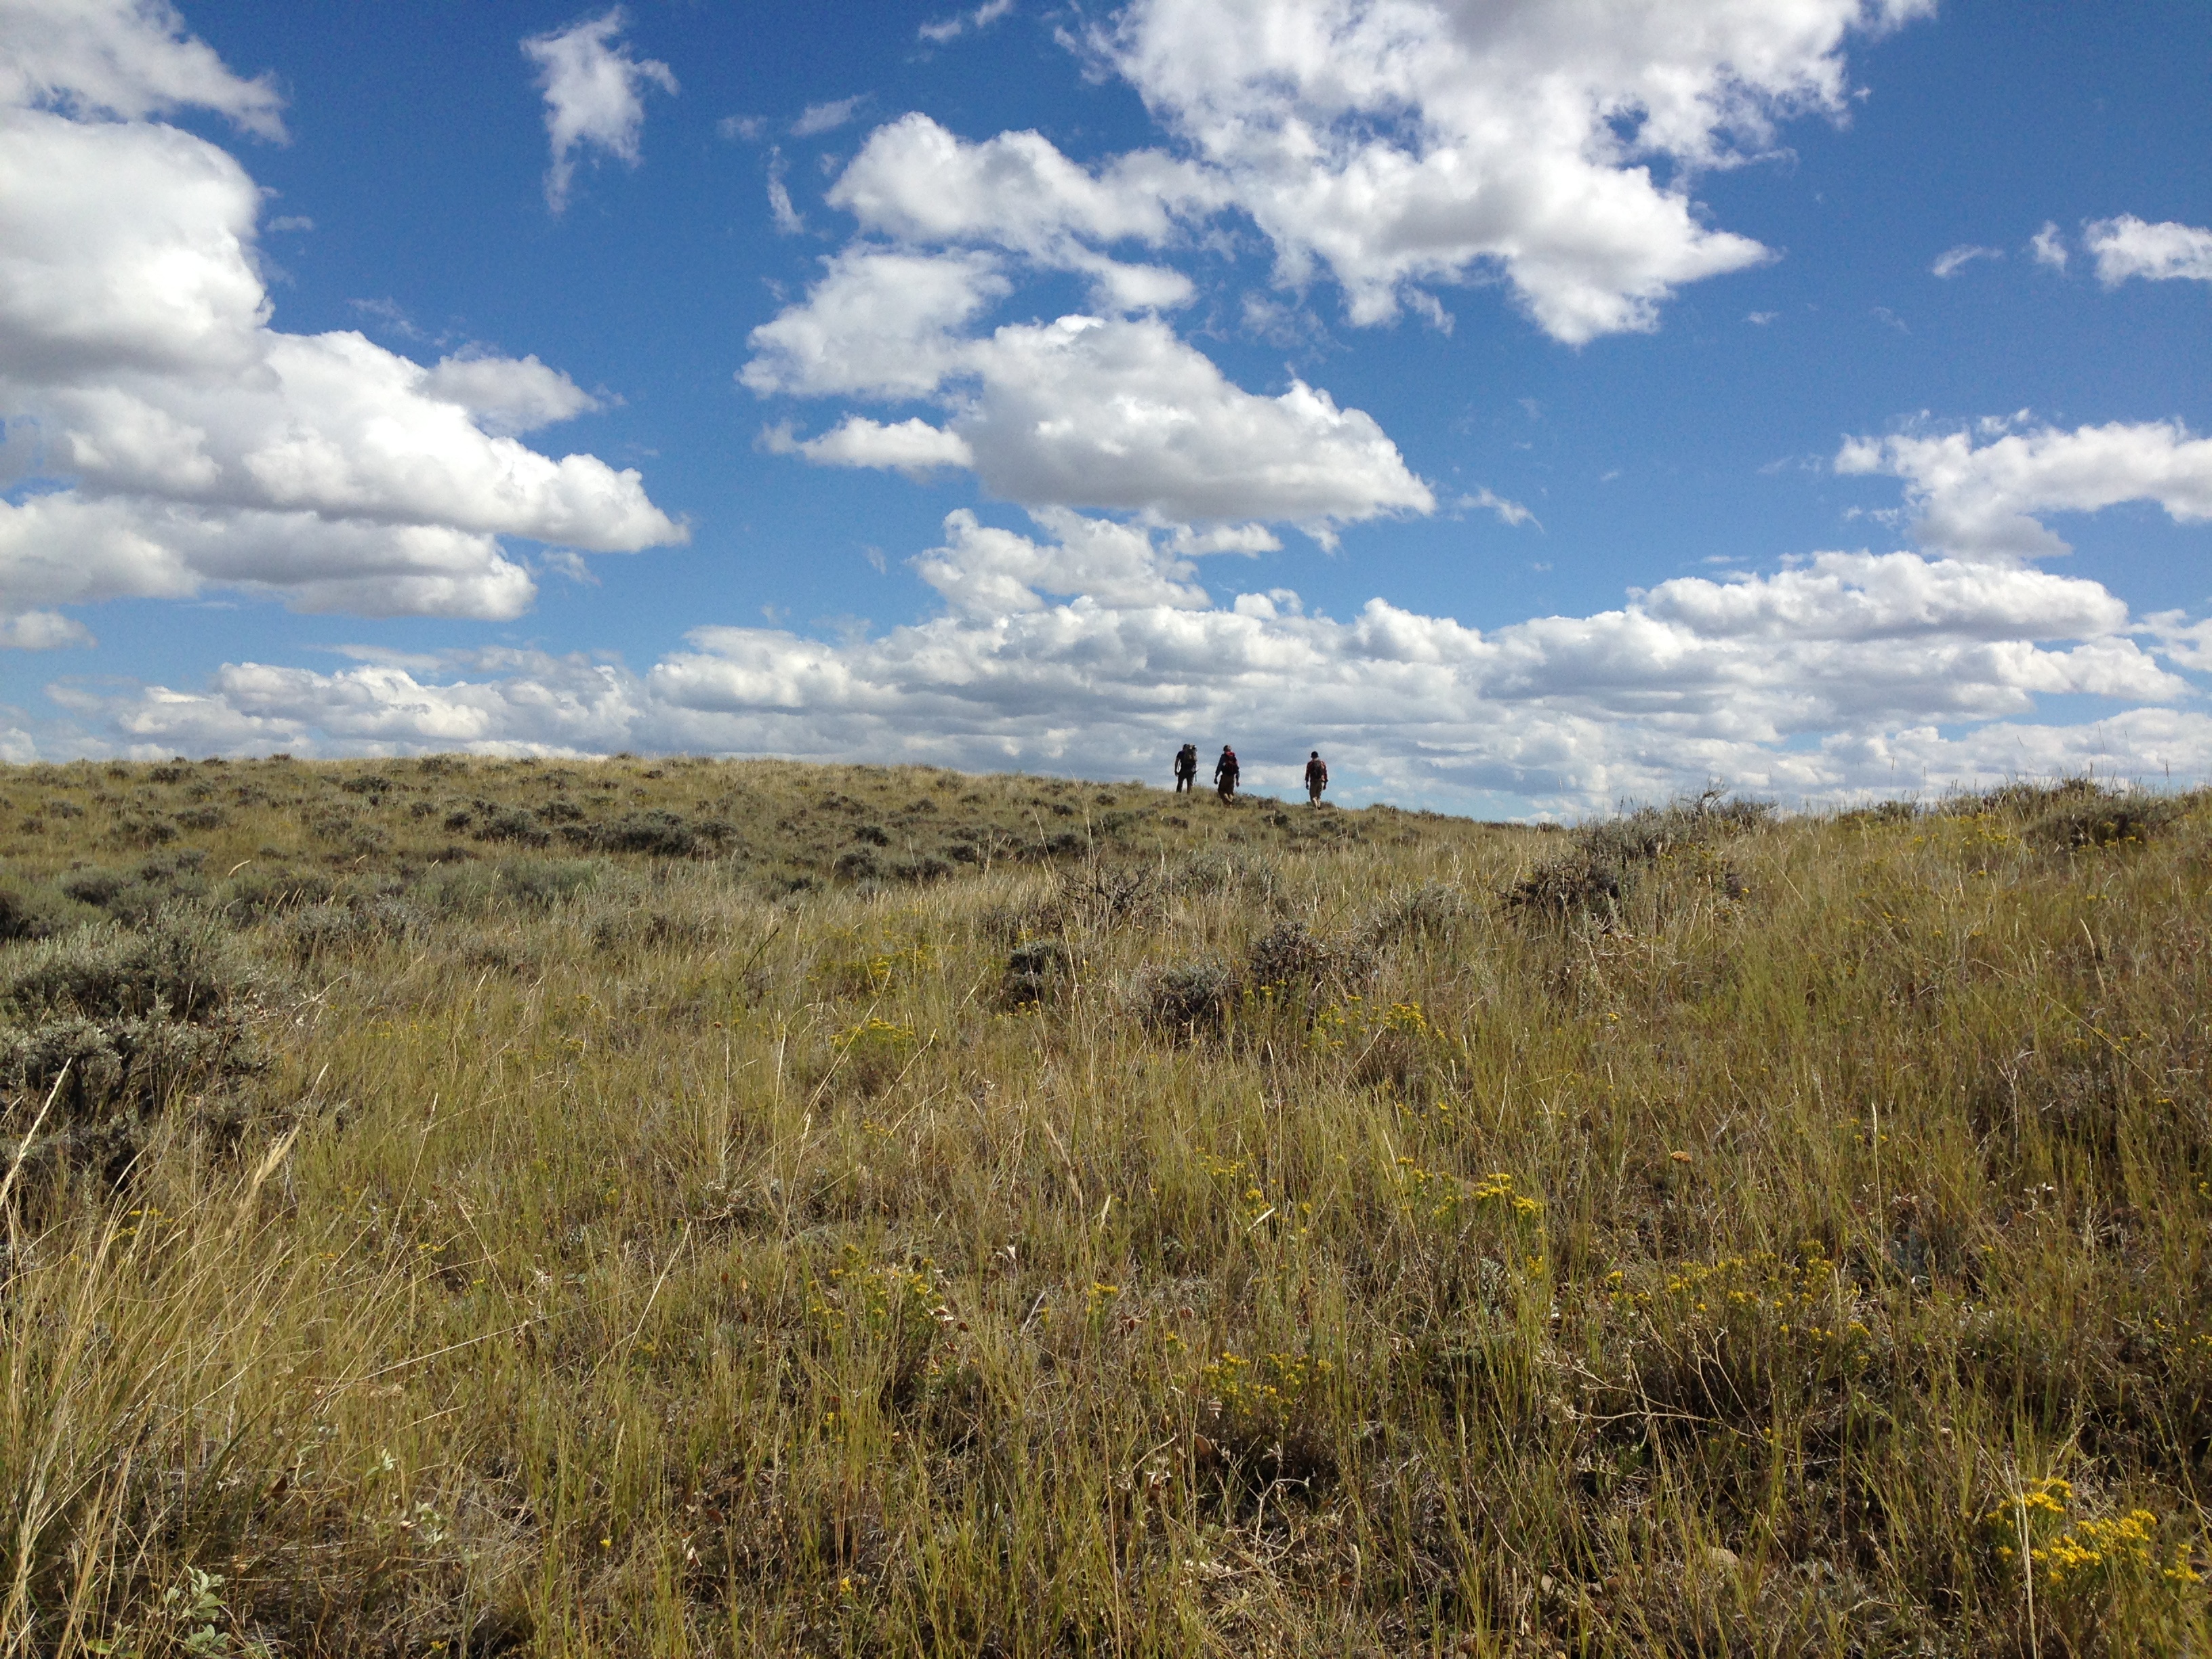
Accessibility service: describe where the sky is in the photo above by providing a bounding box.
[1,0,2208,815]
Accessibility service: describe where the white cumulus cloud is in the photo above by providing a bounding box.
[1092,0,1933,342]
[827,113,1221,311]
[1838,419,2212,560]
[421,351,600,437]
[522,7,676,213]
[0,607,94,649]
[743,252,1430,533]
[0,0,283,134]
[0,4,683,640]
[741,247,1010,401]
[2083,215,2212,287]
[764,415,975,477]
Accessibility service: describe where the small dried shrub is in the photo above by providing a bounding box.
[1506,791,1767,922]
[1839,800,1919,827]
[104,815,178,849]
[1246,921,1366,997]
[216,865,335,922]
[470,804,552,846]
[1357,882,1469,951]
[272,897,417,964]
[1002,939,1073,1008]
[588,908,722,953]
[2029,790,2183,851]
[827,1016,918,1096]
[412,858,604,918]
[1130,957,1237,1037]
[1164,848,1279,903]
[562,811,733,859]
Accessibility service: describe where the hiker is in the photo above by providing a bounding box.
[1172,742,1199,792]
[1304,750,1328,806]
[1213,745,1240,801]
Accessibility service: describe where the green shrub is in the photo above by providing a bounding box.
[0,879,102,942]
[2,914,254,1023]
[0,917,265,1181]
[560,809,733,858]
[216,864,337,922]
[58,851,211,927]
[1129,956,1237,1036]
[412,857,606,918]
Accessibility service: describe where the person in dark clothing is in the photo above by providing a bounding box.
[1173,743,1199,792]
[1213,745,1240,801]
[1304,750,1328,805]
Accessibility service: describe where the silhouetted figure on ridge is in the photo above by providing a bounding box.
[1305,750,1328,806]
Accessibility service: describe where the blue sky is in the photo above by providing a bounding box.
[2,0,2208,813]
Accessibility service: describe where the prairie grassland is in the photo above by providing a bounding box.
[2,756,2211,1656]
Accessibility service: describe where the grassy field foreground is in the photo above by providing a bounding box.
[3,755,2211,1656]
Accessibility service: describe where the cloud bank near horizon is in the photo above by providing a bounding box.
[39,497,2210,814]
[4,0,2211,815]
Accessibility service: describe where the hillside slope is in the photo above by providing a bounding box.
[1,758,2208,1656]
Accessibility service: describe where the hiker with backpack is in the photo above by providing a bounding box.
[1213,745,1240,801]
[1305,750,1328,805]
[1172,743,1199,792]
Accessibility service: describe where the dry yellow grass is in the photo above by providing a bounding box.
[1,756,2209,1655]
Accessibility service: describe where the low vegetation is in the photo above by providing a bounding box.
[1,754,2209,1655]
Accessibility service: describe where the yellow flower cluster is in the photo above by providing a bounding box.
[834,1015,916,1049]
[1308,995,1438,1054]
[815,941,935,997]
[1200,1348,1332,1412]
[1984,1479,2203,1591]
[807,1244,948,1333]
[1609,1249,1871,1349]
[1395,1160,1542,1223]
[2037,1510,2158,1587]
[1911,813,2018,853]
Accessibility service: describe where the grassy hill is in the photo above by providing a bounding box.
[2,756,2209,1656]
